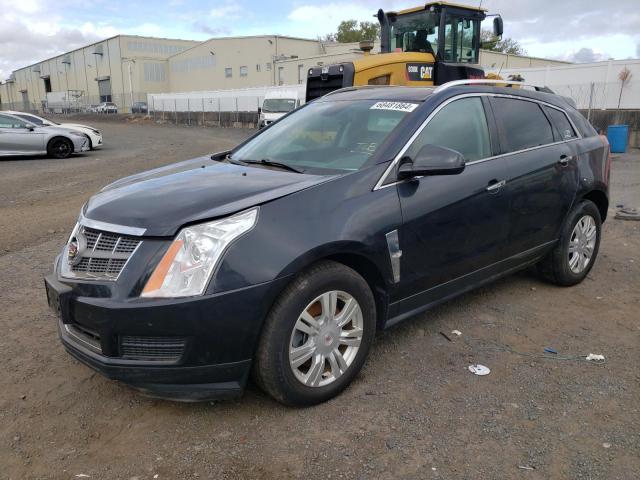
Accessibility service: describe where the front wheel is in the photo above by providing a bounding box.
[537,200,602,286]
[47,137,74,159]
[254,261,376,406]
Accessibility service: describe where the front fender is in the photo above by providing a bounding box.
[209,163,401,295]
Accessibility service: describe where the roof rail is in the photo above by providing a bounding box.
[434,79,554,94]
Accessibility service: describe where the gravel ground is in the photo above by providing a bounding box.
[1,118,638,480]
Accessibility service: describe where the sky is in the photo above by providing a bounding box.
[1,0,639,80]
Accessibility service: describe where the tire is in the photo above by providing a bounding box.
[253,260,376,406]
[537,200,602,286]
[47,137,74,159]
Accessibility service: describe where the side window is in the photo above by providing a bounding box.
[406,97,491,162]
[544,106,577,141]
[492,98,554,152]
[0,115,27,129]
[15,114,43,125]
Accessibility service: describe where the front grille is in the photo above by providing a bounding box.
[120,336,187,362]
[83,227,140,254]
[66,226,142,280]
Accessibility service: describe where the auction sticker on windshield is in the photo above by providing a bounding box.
[370,102,419,113]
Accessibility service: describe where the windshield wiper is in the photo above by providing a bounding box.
[211,153,248,166]
[243,159,304,174]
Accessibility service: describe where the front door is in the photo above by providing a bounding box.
[0,114,45,154]
[394,96,511,312]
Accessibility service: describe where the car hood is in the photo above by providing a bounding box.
[58,123,97,132]
[38,125,79,134]
[83,156,335,236]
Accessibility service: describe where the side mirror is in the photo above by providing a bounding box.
[397,144,465,179]
[493,16,504,37]
[257,107,262,114]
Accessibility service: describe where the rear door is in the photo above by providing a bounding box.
[490,96,579,256]
[395,96,511,309]
[0,114,45,154]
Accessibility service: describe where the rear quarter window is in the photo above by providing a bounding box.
[569,109,598,138]
[492,97,554,152]
[544,106,577,141]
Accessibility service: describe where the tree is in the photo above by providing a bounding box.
[617,66,632,109]
[481,29,526,55]
[325,20,380,43]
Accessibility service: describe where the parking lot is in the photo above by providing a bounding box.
[1,117,639,479]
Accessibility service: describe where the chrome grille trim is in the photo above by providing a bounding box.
[64,323,102,354]
[60,223,142,281]
[78,212,146,236]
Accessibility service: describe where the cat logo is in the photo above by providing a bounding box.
[406,63,433,82]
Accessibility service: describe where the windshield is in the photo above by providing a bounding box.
[389,10,480,63]
[262,98,296,113]
[390,10,440,55]
[232,100,418,174]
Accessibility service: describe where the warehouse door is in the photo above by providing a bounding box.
[21,91,30,110]
[98,78,112,102]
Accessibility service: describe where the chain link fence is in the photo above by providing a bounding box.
[148,95,261,128]
[0,92,149,115]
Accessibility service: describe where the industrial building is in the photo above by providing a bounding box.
[0,33,569,113]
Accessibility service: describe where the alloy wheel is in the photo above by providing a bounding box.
[289,290,363,388]
[53,139,71,158]
[568,215,597,274]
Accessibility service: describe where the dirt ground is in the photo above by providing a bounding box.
[1,118,639,480]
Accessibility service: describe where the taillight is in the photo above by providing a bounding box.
[599,134,612,184]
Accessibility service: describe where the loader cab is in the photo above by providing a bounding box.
[379,2,488,64]
[305,1,503,101]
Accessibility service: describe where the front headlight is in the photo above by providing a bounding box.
[141,208,259,298]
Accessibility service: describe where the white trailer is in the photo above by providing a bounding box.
[45,90,84,113]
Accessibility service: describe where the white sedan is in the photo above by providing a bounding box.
[1,111,103,150]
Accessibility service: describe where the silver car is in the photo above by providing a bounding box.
[0,112,90,159]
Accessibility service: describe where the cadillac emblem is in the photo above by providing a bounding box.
[67,233,86,266]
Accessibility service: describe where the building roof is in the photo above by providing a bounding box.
[166,34,322,59]
[9,34,200,76]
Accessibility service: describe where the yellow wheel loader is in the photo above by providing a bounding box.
[306,1,504,101]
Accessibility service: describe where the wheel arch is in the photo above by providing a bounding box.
[324,252,390,329]
[276,243,393,330]
[581,189,609,222]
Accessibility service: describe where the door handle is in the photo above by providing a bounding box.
[486,179,506,192]
[558,154,571,166]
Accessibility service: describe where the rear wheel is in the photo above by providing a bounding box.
[254,261,376,406]
[47,137,74,159]
[537,200,601,286]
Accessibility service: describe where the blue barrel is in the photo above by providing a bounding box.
[607,125,629,153]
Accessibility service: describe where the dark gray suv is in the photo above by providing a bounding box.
[45,83,610,406]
